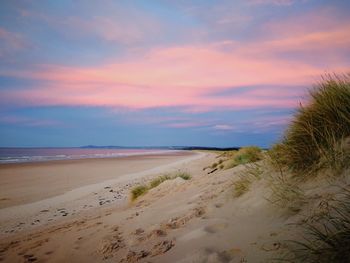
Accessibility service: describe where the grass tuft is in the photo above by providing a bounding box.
[233,163,263,197]
[177,172,191,180]
[270,74,350,177]
[233,175,252,197]
[226,146,263,169]
[130,171,191,200]
[283,187,350,263]
[267,173,306,213]
[131,185,148,201]
[149,175,172,188]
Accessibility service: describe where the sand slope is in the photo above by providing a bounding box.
[1,151,347,262]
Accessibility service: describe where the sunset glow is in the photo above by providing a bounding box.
[1,1,349,147]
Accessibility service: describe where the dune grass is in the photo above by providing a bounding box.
[233,163,263,197]
[233,175,252,197]
[267,173,306,213]
[283,187,350,263]
[270,74,350,177]
[266,74,350,262]
[149,175,172,188]
[131,185,148,201]
[226,146,263,169]
[131,172,191,200]
[177,172,191,180]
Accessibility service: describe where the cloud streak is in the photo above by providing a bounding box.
[3,19,349,111]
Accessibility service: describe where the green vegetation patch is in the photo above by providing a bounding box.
[233,175,253,197]
[270,74,350,177]
[149,175,172,188]
[226,146,263,169]
[131,185,148,201]
[131,171,191,201]
[282,187,350,263]
[177,172,191,180]
[267,173,306,214]
[233,163,263,197]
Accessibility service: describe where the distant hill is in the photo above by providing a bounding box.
[80,145,240,151]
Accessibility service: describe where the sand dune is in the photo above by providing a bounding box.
[0,151,347,262]
[0,151,270,262]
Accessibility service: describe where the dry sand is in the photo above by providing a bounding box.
[0,151,194,209]
[1,150,338,262]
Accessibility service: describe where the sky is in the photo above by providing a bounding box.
[0,0,349,148]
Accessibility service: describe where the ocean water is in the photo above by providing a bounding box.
[0,148,177,164]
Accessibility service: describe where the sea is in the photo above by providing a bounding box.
[0,147,178,164]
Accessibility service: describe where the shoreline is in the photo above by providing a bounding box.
[0,150,189,166]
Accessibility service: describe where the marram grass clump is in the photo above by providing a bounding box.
[177,172,191,180]
[149,175,172,188]
[282,187,350,263]
[233,163,263,197]
[130,172,191,201]
[267,173,306,214]
[226,146,263,169]
[131,185,148,201]
[271,74,350,177]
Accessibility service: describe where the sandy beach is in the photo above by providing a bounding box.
[0,151,194,209]
[0,149,348,263]
[0,151,281,263]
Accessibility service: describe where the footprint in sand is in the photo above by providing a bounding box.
[147,229,167,239]
[99,227,125,259]
[150,240,175,256]
[204,223,228,234]
[121,240,175,262]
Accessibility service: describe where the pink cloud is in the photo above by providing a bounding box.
[213,124,235,131]
[248,0,295,5]
[1,8,349,112]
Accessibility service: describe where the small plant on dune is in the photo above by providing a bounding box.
[282,187,350,263]
[149,175,172,189]
[267,173,306,213]
[211,162,218,169]
[234,146,263,164]
[267,143,290,174]
[219,164,224,169]
[131,172,192,200]
[225,159,237,169]
[272,74,350,177]
[233,163,263,197]
[233,175,252,197]
[177,172,191,180]
[131,185,148,201]
[245,162,264,180]
[218,150,237,159]
[226,146,263,169]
